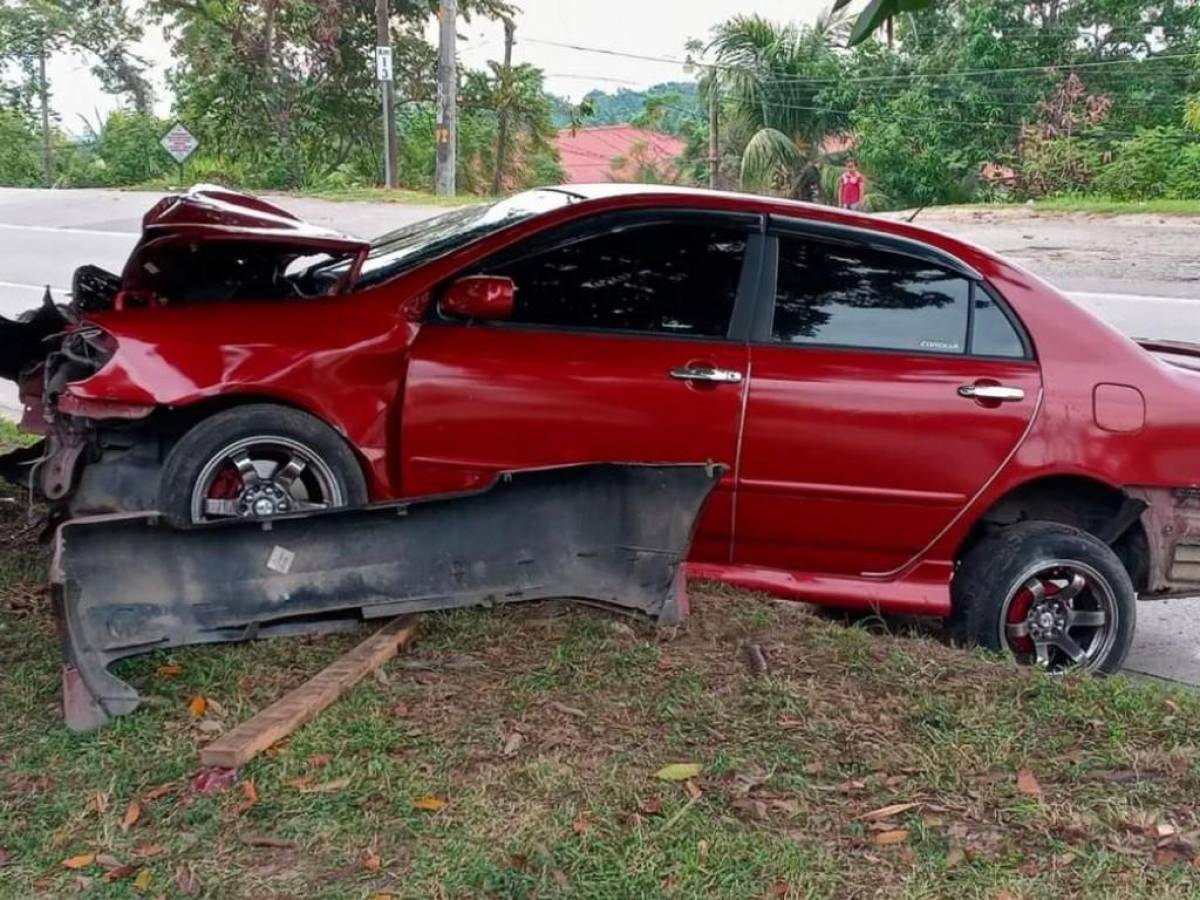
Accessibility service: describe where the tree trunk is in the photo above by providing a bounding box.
[491,19,515,195]
[38,42,53,187]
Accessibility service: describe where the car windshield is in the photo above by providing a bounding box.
[306,188,579,292]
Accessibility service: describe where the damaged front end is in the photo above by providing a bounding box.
[0,186,371,507]
[53,463,722,731]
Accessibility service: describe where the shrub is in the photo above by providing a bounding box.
[1094,127,1184,200]
[94,112,173,186]
[1166,143,1200,199]
[0,110,44,186]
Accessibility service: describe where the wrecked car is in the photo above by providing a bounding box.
[5,182,1200,674]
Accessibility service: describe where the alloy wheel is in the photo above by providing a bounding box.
[189,435,345,524]
[999,559,1119,672]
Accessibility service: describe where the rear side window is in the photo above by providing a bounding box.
[482,222,747,338]
[772,236,970,354]
[970,288,1027,358]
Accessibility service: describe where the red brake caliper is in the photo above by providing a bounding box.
[207,463,244,505]
[1006,586,1035,653]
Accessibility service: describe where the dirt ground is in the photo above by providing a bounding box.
[893,206,1200,297]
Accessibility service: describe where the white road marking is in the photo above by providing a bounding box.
[0,221,136,238]
[0,279,69,293]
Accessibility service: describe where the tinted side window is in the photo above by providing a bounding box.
[772,237,969,354]
[970,289,1027,358]
[482,222,746,337]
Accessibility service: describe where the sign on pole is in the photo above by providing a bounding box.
[375,46,394,82]
[160,123,199,164]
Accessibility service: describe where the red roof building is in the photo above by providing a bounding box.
[555,125,687,184]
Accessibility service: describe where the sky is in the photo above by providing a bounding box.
[42,0,833,132]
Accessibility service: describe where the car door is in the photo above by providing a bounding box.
[400,210,762,564]
[734,220,1041,577]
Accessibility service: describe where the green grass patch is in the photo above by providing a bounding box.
[2,505,1200,898]
[0,419,36,452]
[934,197,1200,217]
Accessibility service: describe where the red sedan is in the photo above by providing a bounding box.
[5,184,1198,673]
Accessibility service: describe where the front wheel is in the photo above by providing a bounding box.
[158,404,368,526]
[950,522,1136,674]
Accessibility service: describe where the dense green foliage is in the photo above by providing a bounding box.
[553,82,701,133]
[700,0,1200,208]
[0,0,562,193]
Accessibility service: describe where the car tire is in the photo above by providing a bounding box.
[158,403,368,527]
[949,521,1136,674]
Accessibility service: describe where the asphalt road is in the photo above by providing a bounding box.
[1,188,1198,685]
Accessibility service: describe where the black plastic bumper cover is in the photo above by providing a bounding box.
[51,462,722,730]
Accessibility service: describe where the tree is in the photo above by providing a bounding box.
[149,0,514,189]
[704,11,847,192]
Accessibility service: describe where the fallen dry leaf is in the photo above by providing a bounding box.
[502,731,525,756]
[156,664,183,678]
[1016,769,1043,797]
[640,799,664,816]
[656,763,702,782]
[549,701,587,718]
[363,849,382,871]
[684,779,703,800]
[241,780,259,805]
[132,868,152,891]
[572,816,591,834]
[308,754,333,768]
[413,795,448,812]
[102,864,138,882]
[174,865,201,896]
[120,801,142,832]
[132,844,163,859]
[861,802,918,822]
[188,695,207,718]
[1153,845,1193,867]
[142,783,173,801]
[95,853,123,870]
[298,777,351,795]
[61,853,95,870]
[872,829,909,847]
[0,849,10,867]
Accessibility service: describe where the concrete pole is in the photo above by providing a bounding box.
[435,0,457,196]
[376,0,397,188]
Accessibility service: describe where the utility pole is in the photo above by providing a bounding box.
[37,42,53,187]
[708,83,719,189]
[491,18,515,196]
[435,0,457,196]
[375,0,397,188]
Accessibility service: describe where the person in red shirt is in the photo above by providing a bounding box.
[839,159,867,211]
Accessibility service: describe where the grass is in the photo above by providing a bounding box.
[934,197,1200,217]
[3,461,1200,897]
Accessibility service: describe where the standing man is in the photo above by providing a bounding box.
[839,159,867,211]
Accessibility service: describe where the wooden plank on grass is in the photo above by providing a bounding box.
[200,616,418,769]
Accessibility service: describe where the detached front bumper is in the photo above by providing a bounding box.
[52,462,723,730]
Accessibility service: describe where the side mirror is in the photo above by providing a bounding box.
[440,275,515,321]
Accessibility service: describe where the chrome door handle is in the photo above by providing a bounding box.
[958,384,1025,402]
[669,366,744,384]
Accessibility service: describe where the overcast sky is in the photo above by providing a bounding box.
[44,0,833,132]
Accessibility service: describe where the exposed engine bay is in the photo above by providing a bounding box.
[0,186,371,509]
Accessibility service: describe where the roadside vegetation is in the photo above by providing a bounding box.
[2,422,1200,896]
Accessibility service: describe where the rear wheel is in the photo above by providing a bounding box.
[158,404,368,526]
[950,522,1135,673]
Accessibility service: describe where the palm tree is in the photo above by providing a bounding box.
[704,11,849,193]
